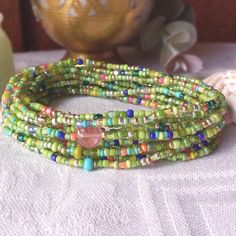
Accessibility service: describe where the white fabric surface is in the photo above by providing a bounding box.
[1,43,236,236]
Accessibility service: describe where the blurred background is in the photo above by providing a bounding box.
[1,0,236,52]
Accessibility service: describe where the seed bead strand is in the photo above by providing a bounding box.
[1,58,227,171]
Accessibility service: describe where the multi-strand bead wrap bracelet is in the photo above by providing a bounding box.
[1,58,227,171]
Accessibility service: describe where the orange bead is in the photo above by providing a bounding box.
[202,103,208,112]
[192,84,198,91]
[140,144,148,153]
[121,148,127,157]
[119,162,127,169]
[107,156,114,161]
[71,132,77,141]
[151,102,157,109]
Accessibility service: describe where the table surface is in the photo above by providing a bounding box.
[1,43,236,236]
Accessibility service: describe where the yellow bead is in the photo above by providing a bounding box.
[74,146,82,159]
[150,70,159,78]
[190,152,196,159]
[52,142,58,152]
[69,159,75,167]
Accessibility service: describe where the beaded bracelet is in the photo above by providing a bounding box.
[1,58,227,171]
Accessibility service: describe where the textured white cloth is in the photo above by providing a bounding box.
[1,44,236,236]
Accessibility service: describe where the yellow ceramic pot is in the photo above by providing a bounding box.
[31,0,155,60]
[0,13,14,96]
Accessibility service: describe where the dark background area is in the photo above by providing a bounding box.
[1,0,236,52]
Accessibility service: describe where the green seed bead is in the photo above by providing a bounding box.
[138,131,145,140]
[3,126,13,136]
[103,160,109,168]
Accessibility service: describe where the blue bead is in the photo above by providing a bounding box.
[51,154,57,162]
[133,140,139,145]
[150,132,156,140]
[58,131,65,140]
[138,66,144,71]
[120,70,126,75]
[137,98,142,104]
[114,140,120,146]
[123,90,128,96]
[166,131,173,139]
[126,109,134,118]
[136,154,146,160]
[202,140,209,146]
[196,131,205,141]
[77,58,84,65]
[193,144,201,151]
[83,157,94,171]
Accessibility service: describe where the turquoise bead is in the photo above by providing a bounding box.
[17,133,25,142]
[83,157,94,171]
[107,118,113,126]
[162,88,169,95]
[82,120,87,128]
[127,148,131,155]
[47,128,52,135]
[175,91,183,99]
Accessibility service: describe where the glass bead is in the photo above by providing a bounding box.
[83,157,94,171]
[126,109,134,118]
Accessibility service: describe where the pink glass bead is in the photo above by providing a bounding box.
[158,78,164,84]
[144,94,151,100]
[44,64,49,70]
[100,74,107,80]
[141,100,146,106]
[77,127,103,148]
[45,107,54,116]
[215,134,222,145]
[224,109,233,125]
[128,97,133,103]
